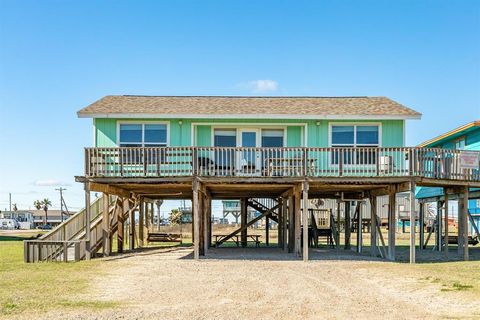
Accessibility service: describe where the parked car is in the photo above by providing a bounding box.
[37,224,52,230]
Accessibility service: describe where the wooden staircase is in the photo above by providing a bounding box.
[24,195,137,262]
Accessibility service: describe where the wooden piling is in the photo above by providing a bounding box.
[444,191,449,257]
[294,187,301,257]
[388,190,396,261]
[370,196,377,257]
[102,193,111,257]
[409,181,416,264]
[344,201,351,250]
[193,180,200,260]
[302,181,309,261]
[240,197,247,247]
[84,184,91,260]
[419,202,424,250]
[138,197,144,248]
[288,194,295,253]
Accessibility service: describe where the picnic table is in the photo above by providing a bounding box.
[214,234,262,247]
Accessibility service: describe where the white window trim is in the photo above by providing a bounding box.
[209,125,288,148]
[328,122,382,147]
[192,122,307,147]
[116,121,170,147]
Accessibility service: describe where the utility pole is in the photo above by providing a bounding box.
[55,187,67,222]
[9,193,11,211]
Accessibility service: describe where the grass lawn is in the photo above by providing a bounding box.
[0,232,116,318]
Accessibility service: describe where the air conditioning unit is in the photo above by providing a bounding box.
[379,155,393,172]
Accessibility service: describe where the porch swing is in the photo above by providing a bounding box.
[146,200,182,244]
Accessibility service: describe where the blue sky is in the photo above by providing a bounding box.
[0,0,479,214]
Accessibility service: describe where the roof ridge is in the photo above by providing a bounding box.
[118,95,373,99]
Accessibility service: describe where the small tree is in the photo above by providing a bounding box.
[42,198,52,225]
[13,203,18,211]
[34,200,43,224]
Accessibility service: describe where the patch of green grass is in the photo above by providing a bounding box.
[0,239,116,317]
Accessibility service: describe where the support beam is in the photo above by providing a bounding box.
[240,198,247,247]
[199,193,205,256]
[294,188,301,257]
[138,198,144,248]
[193,180,200,260]
[336,200,341,250]
[370,196,377,257]
[278,198,283,249]
[129,201,135,251]
[460,187,469,261]
[265,216,270,246]
[203,192,211,254]
[117,198,126,253]
[84,184,91,260]
[302,181,309,261]
[282,197,288,251]
[344,201,351,250]
[436,200,442,251]
[145,201,149,233]
[388,191,396,261]
[156,200,163,232]
[356,201,363,254]
[409,181,416,264]
[419,202,425,250]
[288,194,294,253]
[444,191,449,257]
[102,193,111,257]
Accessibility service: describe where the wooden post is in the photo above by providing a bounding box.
[278,198,283,249]
[344,201,351,250]
[240,198,247,247]
[204,195,211,250]
[288,194,295,253]
[145,201,149,233]
[129,201,135,251]
[139,197,144,248]
[356,201,363,253]
[370,196,377,257]
[84,184,91,260]
[294,187,301,257]
[282,197,288,251]
[150,203,154,227]
[444,191,449,257]
[302,181,309,261]
[409,181,416,264]
[419,202,424,250]
[436,200,442,252]
[199,193,205,256]
[461,187,469,261]
[336,200,341,250]
[156,200,163,232]
[193,180,200,259]
[102,193,111,257]
[117,198,127,254]
[388,191,396,261]
[266,216,270,246]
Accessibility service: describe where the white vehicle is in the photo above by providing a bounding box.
[0,218,20,230]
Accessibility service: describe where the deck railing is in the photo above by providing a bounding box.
[85,147,480,181]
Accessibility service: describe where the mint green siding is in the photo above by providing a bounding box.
[287,126,303,147]
[94,118,405,148]
[95,119,116,147]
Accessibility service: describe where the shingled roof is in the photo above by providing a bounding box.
[77,95,421,119]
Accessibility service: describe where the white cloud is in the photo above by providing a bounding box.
[241,79,279,93]
[33,180,71,187]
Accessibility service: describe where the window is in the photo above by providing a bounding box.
[261,129,284,147]
[454,137,466,150]
[214,129,236,168]
[119,123,167,147]
[331,125,379,165]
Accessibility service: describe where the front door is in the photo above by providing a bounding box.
[238,129,261,176]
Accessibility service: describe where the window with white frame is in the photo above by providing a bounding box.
[454,136,466,150]
[119,123,167,147]
[331,125,379,164]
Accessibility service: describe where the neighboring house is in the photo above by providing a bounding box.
[416,120,480,235]
[0,210,34,229]
[31,210,75,228]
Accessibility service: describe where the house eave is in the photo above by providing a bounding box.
[77,113,422,120]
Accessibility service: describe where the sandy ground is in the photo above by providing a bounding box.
[26,246,480,320]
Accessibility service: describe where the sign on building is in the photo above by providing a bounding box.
[459,151,480,170]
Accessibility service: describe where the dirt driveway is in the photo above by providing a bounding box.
[37,247,480,319]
